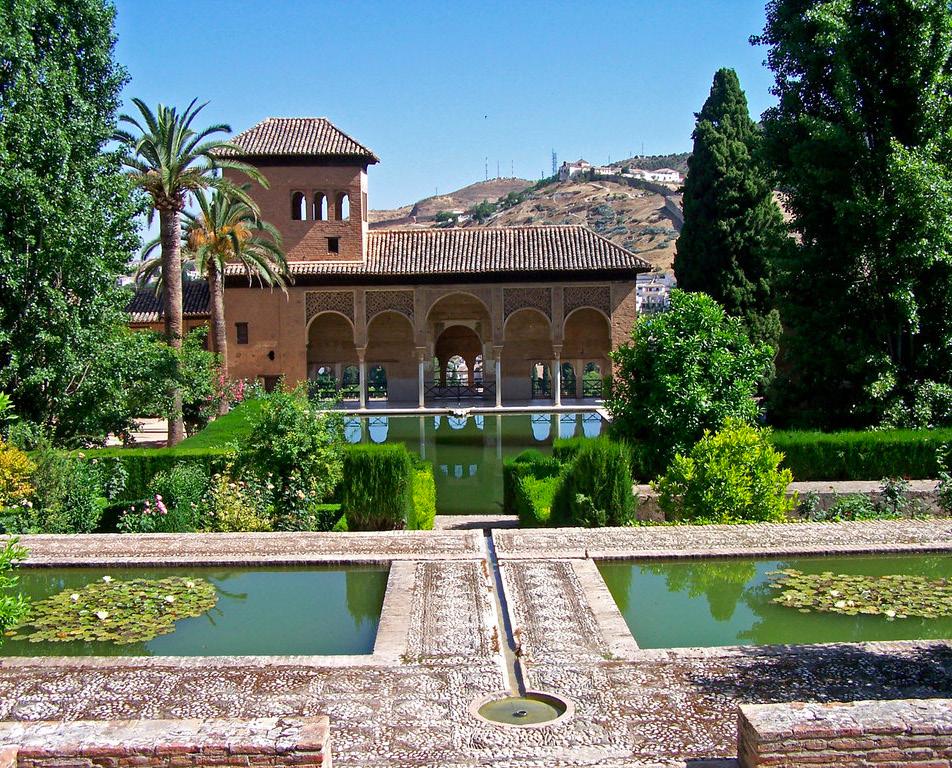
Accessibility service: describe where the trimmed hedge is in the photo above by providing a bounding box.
[771,428,952,480]
[550,438,636,527]
[502,450,563,516]
[512,473,561,527]
[81,446,231,502]
[340,444,413,531]
[409,462,437,531]
[176,399,264,449]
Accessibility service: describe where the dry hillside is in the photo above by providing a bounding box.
[371,175,681,272]
[370,178,532,228]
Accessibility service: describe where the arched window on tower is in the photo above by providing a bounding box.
[312,193,326,221]
[291,191,306,221]
[336,192,350,221]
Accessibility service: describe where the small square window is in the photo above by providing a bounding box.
[236,322,249,345]
[328,237,339,254]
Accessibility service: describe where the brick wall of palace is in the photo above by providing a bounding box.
[223,281,638,396]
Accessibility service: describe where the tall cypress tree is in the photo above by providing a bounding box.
[674,68,787,352]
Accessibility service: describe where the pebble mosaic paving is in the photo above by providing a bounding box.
[1,521,950,767]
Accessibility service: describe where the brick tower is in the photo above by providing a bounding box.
[220,117,379,262]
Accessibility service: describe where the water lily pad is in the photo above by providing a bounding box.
[11,577,217,644]
[767,569,952,620]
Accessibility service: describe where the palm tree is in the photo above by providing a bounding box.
[115,98,265,446]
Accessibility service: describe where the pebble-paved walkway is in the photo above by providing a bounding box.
[0,522,949,767]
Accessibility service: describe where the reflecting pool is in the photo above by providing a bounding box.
[598,554,952,648]
[344,412,603,515]
[1,566,388,657]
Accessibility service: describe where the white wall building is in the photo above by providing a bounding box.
[558,159,591,181]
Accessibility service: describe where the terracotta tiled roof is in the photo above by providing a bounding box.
[125,280,210,323]
[224,226,650,279]
[218,118,379,162]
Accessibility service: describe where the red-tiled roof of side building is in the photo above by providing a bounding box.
[223,225,651,278]
[217,117,379,162]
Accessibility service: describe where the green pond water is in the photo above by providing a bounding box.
[344,412,603,515]
[1,566,388,657]
[598,554,952,648]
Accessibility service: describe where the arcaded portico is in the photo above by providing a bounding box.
[165,117,651,407]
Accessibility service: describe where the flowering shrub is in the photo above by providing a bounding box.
[236,387,343,531]
[3,446,117,534]
[117,494,171,533]
[202,471,272,532]
[0,439,34,510]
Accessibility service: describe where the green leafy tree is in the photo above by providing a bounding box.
[468,199,496,223]
[0,0,141,442]
[674,68,787,352]
[115,99,265,445]
[754,0,952,428]
[607,290,773,476]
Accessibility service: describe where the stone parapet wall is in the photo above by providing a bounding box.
[634,479,946,522]
[738,699,952,768]
[0,716,330,768]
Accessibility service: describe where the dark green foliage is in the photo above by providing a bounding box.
[468,199,496,223]
[341,444,413,531]
[138,463,210,532]
[608,290,773,475]
[552,438,587,463]
[236,388,343,531]
[0,0,143,442]
[79,447,231,502]
[755,0,952,428]
[550,438,635,528]
[674,68,787,352]
[770,428,952,480]
[4,447,126,533]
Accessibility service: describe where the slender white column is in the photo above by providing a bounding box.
[357,350,367,410]
[553,352,562,407]
[418,359,426,409]
[495,356,502,409]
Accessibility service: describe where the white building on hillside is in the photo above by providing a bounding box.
[558,159,591,181]
[635,272,676,314]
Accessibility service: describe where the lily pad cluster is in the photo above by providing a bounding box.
[768,569,952,620]
[8,576,217,644]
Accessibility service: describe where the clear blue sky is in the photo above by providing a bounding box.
[113,0,776,210]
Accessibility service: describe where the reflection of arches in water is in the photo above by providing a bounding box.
[474,415,484,430]
[582,413,603,438]
[344,417,362,444]
[530,414,551,442]
[433,415,442,430]
[559,413,578,439]
[454,465,462,479]
[368,416,389,444]
[469,464,477,477]
[447,415,467,430]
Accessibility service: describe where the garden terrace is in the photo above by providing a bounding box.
[2,521,950,767]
